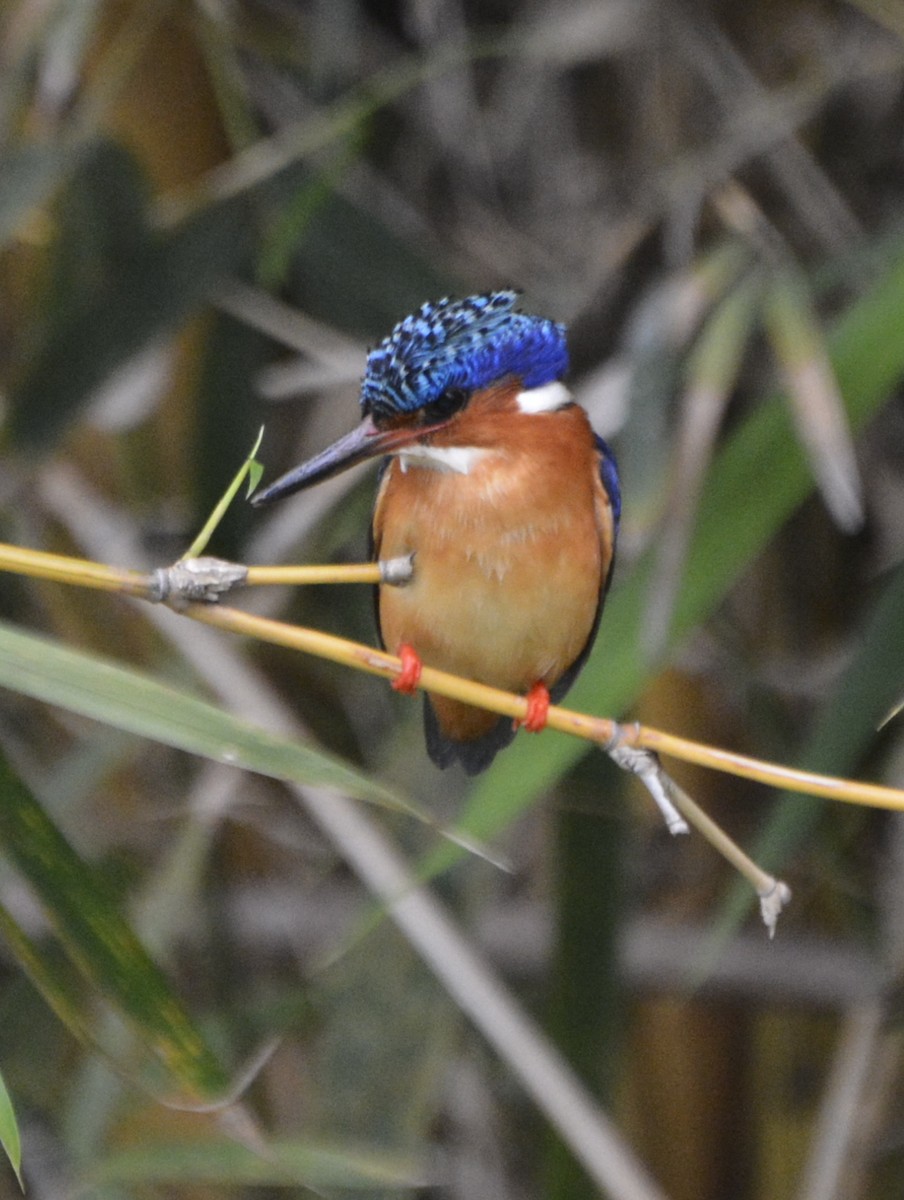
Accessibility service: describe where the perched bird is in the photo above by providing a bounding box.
[252,291,620,774]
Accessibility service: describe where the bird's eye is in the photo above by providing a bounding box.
[420,388,467,424]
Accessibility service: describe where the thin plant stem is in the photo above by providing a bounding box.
[181,428,264,561]
[1,535,901,813]
[0,542,152,597]
[632,724,904,811]
[245,563,383,586]
[0,542,387,594]
[183,602,904,814]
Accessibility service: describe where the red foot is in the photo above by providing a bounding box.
[515,682,551,733]
[392,643,423,694]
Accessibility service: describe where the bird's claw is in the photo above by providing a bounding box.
[515,682,551,733]
[392,643,423,694]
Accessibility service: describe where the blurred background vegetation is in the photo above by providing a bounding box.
[1,1,904,1197]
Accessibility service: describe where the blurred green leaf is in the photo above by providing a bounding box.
[9,148,251,450]
[289,189,456,334]
[194,307,267,559]
[0,618,405,811]
[257,139,365,291]
[544,756,626,1198]
[49,140,152,310]
[90,1136,425,1190]
[0,1065,22,1190]
[0,142,68,247]
[0,752,229,1100]
[0,901,99,1048]
[685,272,761,395]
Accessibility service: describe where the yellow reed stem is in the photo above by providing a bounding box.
[185,601,536,721]
[0,542,387,596]
[664,778,771,892]
[244,563,384,586]
[0,542,152,597]
[630,725,904,811]
[184,602,904,814]
[662,776,791,936]
[1,536,901,814]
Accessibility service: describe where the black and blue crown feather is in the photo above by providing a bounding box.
[361,291,568,422]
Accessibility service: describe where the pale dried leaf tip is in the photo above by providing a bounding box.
[765,272,864,533]
[758,879,792,939]
[165,1037,279,1119]
[446,828,514,873]
[607,737,690,835]
[151,557,249,606]
[878,694,904,730]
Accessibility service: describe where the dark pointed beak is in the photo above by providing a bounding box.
[251,414,426,506]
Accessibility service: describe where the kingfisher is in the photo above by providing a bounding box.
[252,291,620,774]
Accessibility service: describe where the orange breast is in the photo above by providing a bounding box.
[372,398,615,743]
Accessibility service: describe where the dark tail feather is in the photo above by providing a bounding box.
[423,696,517,775]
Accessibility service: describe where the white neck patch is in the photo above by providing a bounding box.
[515,380,571,414]
[397,444,489,475]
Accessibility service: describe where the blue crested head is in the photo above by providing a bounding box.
[360,291,568,423]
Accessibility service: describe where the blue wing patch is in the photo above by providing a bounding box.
[594,434,621,528]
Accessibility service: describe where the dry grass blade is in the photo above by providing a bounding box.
[216,283,364,397]
[879,695,904,730]
[675,12,863,253]
[0,540,153,597]
[644,273,760,652]
[795,1003,885,1200]
[764,269,865,532]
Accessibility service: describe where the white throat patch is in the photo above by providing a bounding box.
[515,381,571,414]
[397,444,489,475]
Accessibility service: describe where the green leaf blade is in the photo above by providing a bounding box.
[0,1067,22,1190]
[0,754,229,1102]
[0,619,401,809]
[90,1136,426,1191]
